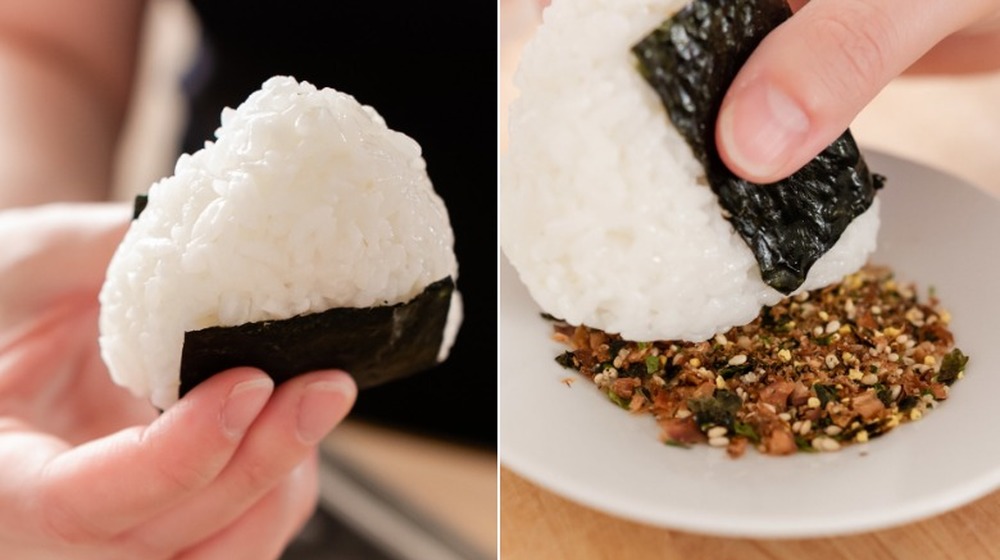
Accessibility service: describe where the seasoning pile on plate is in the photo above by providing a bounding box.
[551,266,967,458]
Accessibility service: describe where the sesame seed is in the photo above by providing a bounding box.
[813,437,840,452]
[825,320,841,334]
[708,436,730,448]
[715,376,726,390]
[889,385,902,401]
[856,430,869,443]
[888,353,900,362]
[714,334,729,346]
[861,373,879,385]
[813,326,824,336]
[728,354,748,366]
[825,425,843,436]
[871,306,882,315]
[807,397,821,409]
[818,311,830,321]
[778,412,792,421]
[799,419,813,435]
[707,426,728,439]
[675,409,692,419]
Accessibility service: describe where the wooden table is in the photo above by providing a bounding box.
[500,1,1000,557]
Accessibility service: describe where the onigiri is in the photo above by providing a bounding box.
[501,0,880,342]
[99,76,462,409]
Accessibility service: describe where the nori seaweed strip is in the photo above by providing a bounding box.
[632,0,882,294]
[179,277,454,398]
[132,194,149,220]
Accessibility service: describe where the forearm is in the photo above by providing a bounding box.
[0,1,145,209]
[0,49,123,207]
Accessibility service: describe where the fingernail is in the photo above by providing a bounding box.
[222,378,273,438]
[297,377,357,444]
[718,81,809,180]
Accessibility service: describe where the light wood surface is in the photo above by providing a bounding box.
[500,1,1000,557]
[324,421,498,554]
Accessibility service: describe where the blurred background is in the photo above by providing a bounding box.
[118,1,496,558]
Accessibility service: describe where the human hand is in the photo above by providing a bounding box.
[716,0,1000,183]
[0,203,357,559]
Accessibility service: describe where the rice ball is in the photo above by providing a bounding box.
[501,0,878,342]
[100,76,461,409]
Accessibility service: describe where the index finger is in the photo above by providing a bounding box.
[715,0,989,183]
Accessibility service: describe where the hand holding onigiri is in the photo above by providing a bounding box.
[100,76,461,410]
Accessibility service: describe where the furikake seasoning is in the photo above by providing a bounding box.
[550,267,966,458]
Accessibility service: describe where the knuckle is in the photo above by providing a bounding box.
[37,488,109,546]
[153,455,219,495]
[804,2,897,101]
[234,456,279,491]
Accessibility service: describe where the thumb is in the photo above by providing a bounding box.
[715,0,985,183]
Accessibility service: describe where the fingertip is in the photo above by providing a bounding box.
[295,371,357,444]
[166,368,274,440]
[716,78,811,184]
[221,376,274,439]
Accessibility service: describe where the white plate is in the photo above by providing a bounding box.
[500,151,1000,538]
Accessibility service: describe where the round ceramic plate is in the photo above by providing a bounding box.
[500,151,1000,538]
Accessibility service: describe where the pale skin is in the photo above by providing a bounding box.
[532,0,1000,181]
[0,1,357,557]
[716,0,1000,182]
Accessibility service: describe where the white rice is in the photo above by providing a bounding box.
[501,0,878,342]
[100,76,460,409]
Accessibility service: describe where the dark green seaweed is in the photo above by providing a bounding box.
[179,277,455,398]
[632,0,882,294]
[132,194,149,220]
